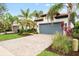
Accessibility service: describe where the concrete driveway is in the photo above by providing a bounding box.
[0,34,53,56]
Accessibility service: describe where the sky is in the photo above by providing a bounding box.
[6,3,67,16]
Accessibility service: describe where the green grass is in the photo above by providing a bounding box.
[0,34,22,41]
[37,50,59,56]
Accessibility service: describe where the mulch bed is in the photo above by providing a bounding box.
[47,46,79,56]
[66,51,79,56]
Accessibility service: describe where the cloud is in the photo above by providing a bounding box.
[35,3,52,7]
[45,4,51,7]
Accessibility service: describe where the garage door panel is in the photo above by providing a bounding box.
[39,23,63,34]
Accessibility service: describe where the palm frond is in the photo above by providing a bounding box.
[21,9,26,17]
[70,12,77,25]
[48,3,63,20]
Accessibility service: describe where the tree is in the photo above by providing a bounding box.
[48,3,63,20]
[19,8,31,19]
[0,13,19,32]
[72,21,79,39]
[3,13,17,31]
[70,12,77,25]
[18,9,37,30]
[0,3,7,16]
[18,9,30,30]
[0,3,8,33]
[31,10,43,20]
[0,20,10,33]
[0,21,4,32]
[19,19,37,30]
[5,13,15,24]
[48,3,79,26]
[3,20,11,33]
[24,19,37,29]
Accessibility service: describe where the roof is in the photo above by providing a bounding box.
[34,17,43,22]
[39,13,68,18]
[55,14,68,19]
[34,13,68,22]
[40,14,47,17]
[39,13,60,17]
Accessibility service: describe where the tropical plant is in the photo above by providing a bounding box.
[72,21,79,39]
[0,20,10,34]
[19,8,31,19]
[18,9,37,30]
[0,21,4,32]
[24,19,37,29]
[48,3,63,20]
[3,20,11,30]
[31,10,43,19]
[2,13,18,31]
[20,19,37,29]
[18,9,31,30]
[0,3,7,16]
[52,33,72,54]
[0,12,19,33]
[5,13,16,24]
[48,3,79,26]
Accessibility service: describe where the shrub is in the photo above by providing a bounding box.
[72,21,79,39]
[20,32,33,36]
[18,29,26,34]
[72,31,79,39]
[52,33,72,54]
[18,28,38,36]
[26,28,38,34]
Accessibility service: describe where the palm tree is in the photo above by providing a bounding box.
[18,9,30,30]
[0,18,10,34]
[48,3,79,27]
[48,3,63,20]
[5,13,15,24]
[0,3,7,16]
[3,20,11,34]
[0,21,4,32]
[25,19,37,29]
[18,9,37,30]
[19,8,31,19]
[31,10,43,20]
[19,18,37,30]
[0,13,19,32]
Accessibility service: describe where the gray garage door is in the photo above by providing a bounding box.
[39,22,63,34]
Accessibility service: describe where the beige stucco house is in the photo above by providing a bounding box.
[34,13,74,35]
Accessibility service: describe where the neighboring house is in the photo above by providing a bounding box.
[12,21,19,33]
[34,13,73,35]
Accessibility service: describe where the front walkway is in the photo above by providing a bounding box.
[0,34,53,56]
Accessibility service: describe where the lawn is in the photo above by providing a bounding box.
[0,34,22,41]
[37,50,59,56]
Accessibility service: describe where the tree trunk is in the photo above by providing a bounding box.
[21,25,24,31]
[67,4,73,28]
[67,4,73,36]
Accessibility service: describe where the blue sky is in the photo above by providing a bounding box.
[6,3,67,16]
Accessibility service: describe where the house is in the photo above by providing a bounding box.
[12,21,19,33]
[34,13,74,35]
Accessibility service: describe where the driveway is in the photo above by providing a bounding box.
[0,34,53,56]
